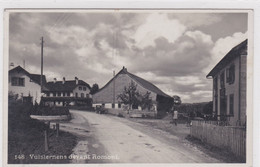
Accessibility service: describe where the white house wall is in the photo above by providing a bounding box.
[240,55,247,126]
[73,85,91,97]
[9,72,42,104]
[213,55,247,126]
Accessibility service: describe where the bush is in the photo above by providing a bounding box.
[32,106,70,116]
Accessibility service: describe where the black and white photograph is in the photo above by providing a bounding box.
[3,9,254,166]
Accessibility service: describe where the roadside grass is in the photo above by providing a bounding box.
[8,101,77,164]
[127,114,190,139]
[125,114,244,163]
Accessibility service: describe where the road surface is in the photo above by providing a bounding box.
[58,110,222,163]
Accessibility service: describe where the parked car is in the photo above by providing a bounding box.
[95,105,107,114]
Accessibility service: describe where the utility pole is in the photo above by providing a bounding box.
[113,70,115,108]
[40,37,44,92]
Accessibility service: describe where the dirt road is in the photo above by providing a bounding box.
[59,110,222,163]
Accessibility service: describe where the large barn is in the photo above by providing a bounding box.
[92,67,173,116]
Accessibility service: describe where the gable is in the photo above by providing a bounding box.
[207,39,247,78]
[9,66,47,86]
[95,68,170,98]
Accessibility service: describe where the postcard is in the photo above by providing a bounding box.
[2,8,254,167]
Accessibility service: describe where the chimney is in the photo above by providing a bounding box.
[54,78,57,83]
[9,62,14,70]
[75,77,78,85]
[62,77,66,84]
[123,66,127,72]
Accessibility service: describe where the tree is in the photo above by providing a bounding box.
[117,81,140,110]
[140,91,153,110]
[90,83,99,95]
[203,101,213,115]
[117,81,153,110]
[170,95,182,115]
[172,95,182,105]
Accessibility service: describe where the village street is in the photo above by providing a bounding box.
[57,110,223,163]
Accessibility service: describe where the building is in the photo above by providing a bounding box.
[206,39,247,126]
[8,66,46,104]
[93,67,173,116]
[42,77,92,106]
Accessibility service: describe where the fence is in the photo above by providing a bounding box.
[190,120,246,161]
[106,108,156,118]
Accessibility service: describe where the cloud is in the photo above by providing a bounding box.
[133,13,186,48]
[205,31,248,73]
[168,13,222,28]
[127,30,214,77]
[8,12,248,103]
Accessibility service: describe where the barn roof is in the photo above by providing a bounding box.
[44,80,91,92]
[207,39,247,78]
[9,66,47,85]
[96,67,171,98]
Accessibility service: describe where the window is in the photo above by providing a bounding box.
[75,93,78,97]
[228,64,235,84]
[67,92,70,96]
[53,92,56,97]
[81,93,84,98]
[220,72,225,88]
[86,94,89,98]
[226,68,229,83]
[46,93,50,97]
[57,92,61,96]
[229,94,234,115]
[79,86,82,90]
[112,103,115,108]
[11,77,25,86]
[213,76,218,97]
[63,92,66,96]
[118,103,121,108]
[83,87,86,91]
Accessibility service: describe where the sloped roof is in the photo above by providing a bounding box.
[207,39,247,78]
[96,67,171,98]
[44,80,91,92]
[30,74,47,85]
[9,66,47,85]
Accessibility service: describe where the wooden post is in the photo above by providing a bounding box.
[44,121,50,152]
[44,130,49,151]
[56,123,59,137]
[47,121,50,129]
[40,37,44,92]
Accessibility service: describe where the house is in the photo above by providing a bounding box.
[42,77,92,106]
[8,66,46,104]
[92,67,173,116]
[206,39,247,126]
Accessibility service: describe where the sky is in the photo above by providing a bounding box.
[8,11,248,103]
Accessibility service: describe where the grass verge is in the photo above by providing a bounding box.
[8,101,77,164]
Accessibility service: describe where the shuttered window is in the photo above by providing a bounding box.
[229,64,235,84]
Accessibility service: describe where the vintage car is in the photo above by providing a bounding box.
[95,105,107,114]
